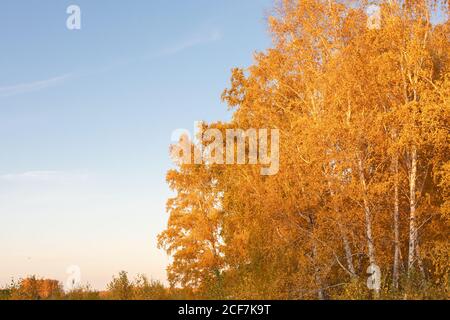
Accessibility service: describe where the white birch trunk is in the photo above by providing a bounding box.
[357,155,379,295]
[341,227,356,278]
[393,153,400,289]
[327,182,356,277]
[408,145,417,273]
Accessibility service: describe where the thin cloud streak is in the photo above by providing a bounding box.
[0,74,72,98]
[0,171,90,183]
[0,29,221,99]
[92,29,223,73]
[155,29,222,57]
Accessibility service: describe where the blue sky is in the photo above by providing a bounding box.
[0,0,272,289]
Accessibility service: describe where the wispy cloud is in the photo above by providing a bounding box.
[157,29,222,57]
[0,171,89,183]
[0,74,72,98]
[0,28,221,98]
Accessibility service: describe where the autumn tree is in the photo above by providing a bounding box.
[160,0,449,300]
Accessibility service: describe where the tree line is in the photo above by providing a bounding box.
[0,273,192,300]
[158,0,449,299]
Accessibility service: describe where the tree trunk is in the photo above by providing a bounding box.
[327,182,356,278]
[393,153,400,289]
[312,241,325,300]
[357,154,379,295]
[309,215,325,300]
[339,224,357,278]
[416,243,426,279]
[408,145,418,274]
